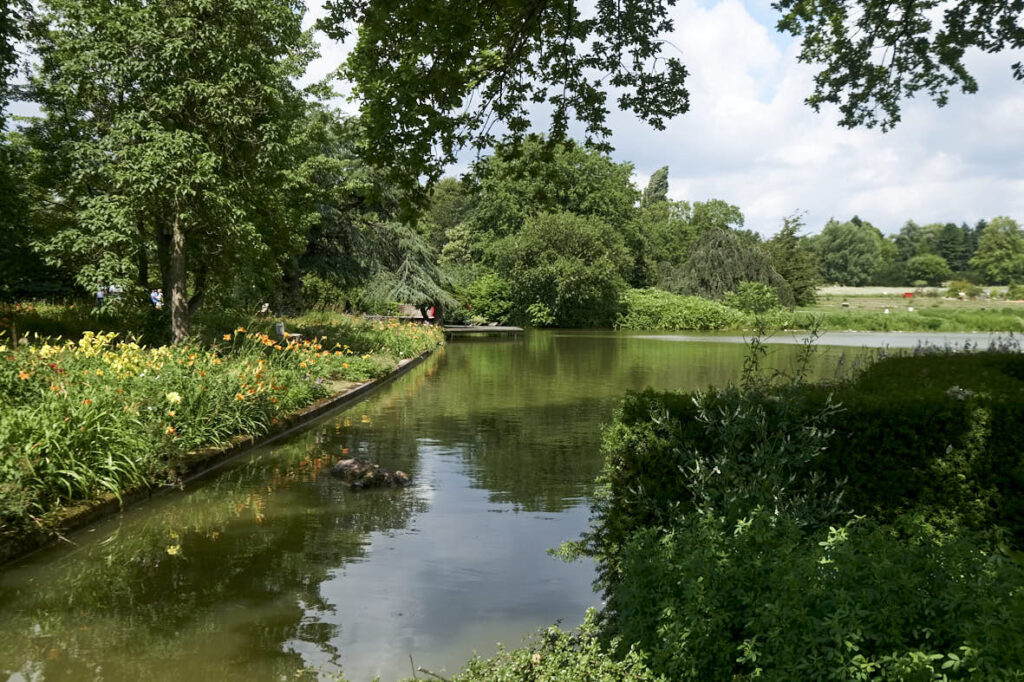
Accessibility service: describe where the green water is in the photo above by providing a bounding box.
[0,331,857,681]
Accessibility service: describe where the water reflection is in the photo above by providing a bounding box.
[0,331,860,681]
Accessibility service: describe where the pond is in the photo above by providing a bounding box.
[1,331,872,681]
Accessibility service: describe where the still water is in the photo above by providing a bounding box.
[0,331,860,681]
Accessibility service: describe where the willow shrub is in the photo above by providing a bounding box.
[615,288,744,331]
[0,322,443,530]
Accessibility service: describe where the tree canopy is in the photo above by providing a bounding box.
[775,0,1024,131]
[312,0,1024,202]
[970,216,1024,284]
[816,219,884,286]
[29,0,315,341]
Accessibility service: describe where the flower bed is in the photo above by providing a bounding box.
[0,318,443,535]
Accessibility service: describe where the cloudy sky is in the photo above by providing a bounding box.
[304,0,1024,238]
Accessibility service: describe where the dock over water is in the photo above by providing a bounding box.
[443,325,524,336]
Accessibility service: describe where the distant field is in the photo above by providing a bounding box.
[818,285,947,297]
[789,287,1024,332]
[813,287,1024,313]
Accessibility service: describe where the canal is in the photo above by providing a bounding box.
[1,331,877,681]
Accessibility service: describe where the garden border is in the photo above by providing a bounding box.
[0,348,437,567]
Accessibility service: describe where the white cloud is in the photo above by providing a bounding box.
[607,0,1024,236]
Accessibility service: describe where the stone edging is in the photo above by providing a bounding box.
[0,348,436,567]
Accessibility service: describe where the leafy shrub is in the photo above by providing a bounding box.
[723,281,781,313]
[905,253,953,286]
[613,512,1024,680]
[496,211,631,328]
[579,350,1024,680]
[1006,283,1024,300]
[817,353,1024,539]
[947,279,984,298]
[462,273,512,324]
[615,288,743,331]
[447,609,659,681]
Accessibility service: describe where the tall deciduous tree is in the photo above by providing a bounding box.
[816,219,883,286]
[905,253,953,286]
[31,0,315,341]
[0,0,29,131]
[497,211,631,327]
[318,0,689,199]
[970,216,1024,284]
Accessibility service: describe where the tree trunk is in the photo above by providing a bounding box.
[188,263,208,318]
[167,215,189,343]
[135,219,150,299]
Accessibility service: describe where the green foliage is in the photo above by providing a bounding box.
[723,281,781,314]
[971,217,1024,284]
[816,353,1024,537]
[905,253,954,285]
[446,609,660,681]
[462,273,513,324]
[775,0,1024,131]
[497,211,631,328]
[317,0,688,205]
[0,0,29,130]
[30,0,316,340]
[816,219,883,285]
[947,279,984,298]
[641,166,669,207]
[420,177,474,250]
[766,214,820,305]
[360,222,459,313]
[663,228,795,305]
[615,288,744,331]
[579,349,1024,680]
[468,137,640,241]
[635,200,696,286]
[1007,283,1024,300]
[688,198,744,234]
[614,512,1024,680]
[780,307,1024,333]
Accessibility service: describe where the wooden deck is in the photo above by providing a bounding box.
[443,325,524,335]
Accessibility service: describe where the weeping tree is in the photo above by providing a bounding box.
[362,222,459,319]
[664,228,795,306]
[291,109,458,316]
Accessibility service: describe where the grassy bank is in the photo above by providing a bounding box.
[614,288,1024,333]
[0,312,443,538]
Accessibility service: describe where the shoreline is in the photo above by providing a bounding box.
[0,348,436,567]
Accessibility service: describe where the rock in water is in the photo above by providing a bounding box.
[330,458,412,489]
